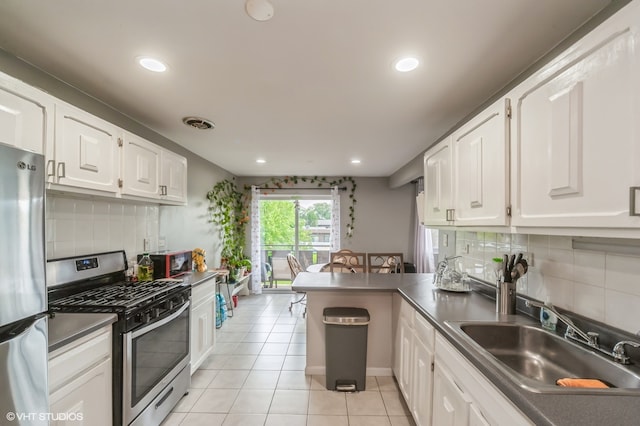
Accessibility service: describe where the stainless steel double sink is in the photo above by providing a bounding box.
[445,320,640,395]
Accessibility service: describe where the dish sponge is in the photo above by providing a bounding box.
[556,378,609,389]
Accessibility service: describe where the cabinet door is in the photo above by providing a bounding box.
[160,149,187,204]
[453,99,510,226]
[469,404,491,426]
[190,296,215,373]
[412,336,434,426]
[512,1,640,228]
[53,102,121,193]
[121,132,160,199]
[397,315,413,402]
[0,73,52,155]
[49,357,112,426]
[424,138,454,226]
[432,363,470,426]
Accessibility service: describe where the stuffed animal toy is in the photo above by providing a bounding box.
[192,248,208,272]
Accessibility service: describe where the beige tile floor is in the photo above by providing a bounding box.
[161,293,414,426]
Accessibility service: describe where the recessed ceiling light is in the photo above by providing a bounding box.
[245,0,274,21]
[138,57,168,73]
[351,159,361,164]
[256,159,266,164]
[395,57,419,72]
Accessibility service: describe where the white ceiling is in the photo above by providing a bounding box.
[0,0,611,177]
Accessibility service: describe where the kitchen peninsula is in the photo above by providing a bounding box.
[292,272,640,426]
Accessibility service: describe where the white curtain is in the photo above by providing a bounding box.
[414,178,436,272]
[330,186,341,251]
[250,185,262,294]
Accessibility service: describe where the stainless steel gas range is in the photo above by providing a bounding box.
[47,251,191,426]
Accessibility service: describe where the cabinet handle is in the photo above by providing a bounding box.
[446,209,455,222]
[46,160,55,178]
[56,162,66,179]
[630,187,640,216]
[155,386,174,409]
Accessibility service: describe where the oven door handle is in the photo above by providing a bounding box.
[131,301,190,339]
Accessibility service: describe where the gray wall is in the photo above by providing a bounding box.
[239,177,416,263]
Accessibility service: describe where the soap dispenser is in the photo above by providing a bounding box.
[540,298,558,331]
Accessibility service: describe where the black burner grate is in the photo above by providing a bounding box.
[49,280,186,314]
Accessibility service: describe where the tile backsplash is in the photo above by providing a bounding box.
[46,194,159,265]
[457,231,640,335]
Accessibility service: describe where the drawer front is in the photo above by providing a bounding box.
[192,278,216,305]
[414,312,435,348]
[49,326,111,393]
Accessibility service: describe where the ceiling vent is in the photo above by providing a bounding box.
[182,116,215,130]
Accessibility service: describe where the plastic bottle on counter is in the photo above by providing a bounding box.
[138,253,155,282]
[540,297,558,332]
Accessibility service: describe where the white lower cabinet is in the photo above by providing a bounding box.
[411,314,435,426]
[434,334,532,426]
[48,325,112,426]
[393,296,435,426]
[190,278,217,373]
[394,296,531,426]
[432,361,471,426]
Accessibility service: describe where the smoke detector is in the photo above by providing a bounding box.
[182,116,215,130]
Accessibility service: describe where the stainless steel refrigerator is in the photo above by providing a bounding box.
[0,143,48,425]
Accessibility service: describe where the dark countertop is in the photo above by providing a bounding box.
[48,313,117,352]
[180,270,218,288]
[292,272,640,426]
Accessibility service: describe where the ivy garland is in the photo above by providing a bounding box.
[206,175,358,251]
[245,176,357,238]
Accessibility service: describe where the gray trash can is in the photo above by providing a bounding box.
[323,307,370,391]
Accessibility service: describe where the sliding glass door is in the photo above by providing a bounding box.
[260,197,332,287]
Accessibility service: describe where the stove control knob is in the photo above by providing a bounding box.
[164,300,174,310]
[152,307,161,318]
[139,311,151,324]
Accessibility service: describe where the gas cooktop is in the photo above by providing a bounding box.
[49,280,186,313]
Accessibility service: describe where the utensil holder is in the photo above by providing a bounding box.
[498,280,516,314]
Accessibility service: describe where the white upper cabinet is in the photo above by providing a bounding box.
[121,132,161,200]
[0,72,53,154]
[452,98,510,226]
[424,97,510,228]
[160,148,188,205]
[512,0,640,228]
[51,101,121,194]
[424,137,454,226]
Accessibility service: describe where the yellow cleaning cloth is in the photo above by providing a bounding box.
[556,378,609,389]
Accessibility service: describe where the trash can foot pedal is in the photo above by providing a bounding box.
[335,381,357,392]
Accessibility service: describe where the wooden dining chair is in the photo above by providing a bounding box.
[329,249,366,272]
[287,254,307,317]
[367,253,404,273]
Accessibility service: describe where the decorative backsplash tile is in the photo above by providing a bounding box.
[46,194,159,265]
[456,231,640,335]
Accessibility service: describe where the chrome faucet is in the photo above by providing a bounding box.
[613,341,640,365]
[526,299,640,364]
[525,300,599,348]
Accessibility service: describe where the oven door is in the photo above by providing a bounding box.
[123,300,190,425]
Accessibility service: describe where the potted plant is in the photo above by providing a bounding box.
[207,178,251,281]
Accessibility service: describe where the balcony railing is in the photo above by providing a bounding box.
[260,243,330,286]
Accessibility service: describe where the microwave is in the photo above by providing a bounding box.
[137,250,192,279]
